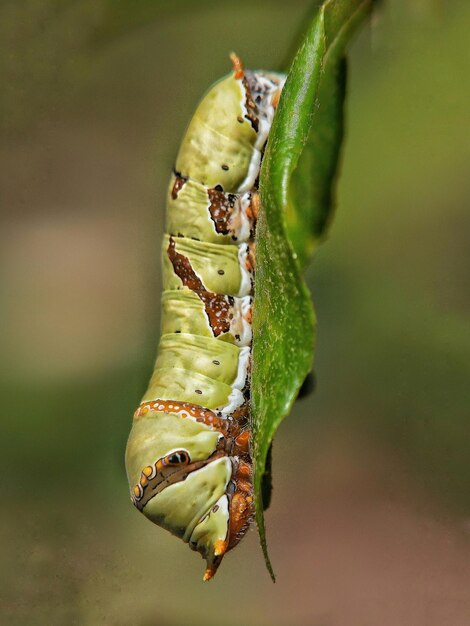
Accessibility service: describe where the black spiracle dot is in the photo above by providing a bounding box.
[221,164,229,171]
[218,269,225,275]
[212,360,220,365]
[195,389,203,395]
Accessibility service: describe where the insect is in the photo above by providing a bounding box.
[125,54,284,580]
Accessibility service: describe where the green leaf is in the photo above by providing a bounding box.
[286,56,347,268]
[287,0,374,267]
[252,0,373,581]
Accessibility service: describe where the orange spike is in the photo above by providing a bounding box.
[230,52,244,80]
[214,539,228,557]
[203,564,217,581]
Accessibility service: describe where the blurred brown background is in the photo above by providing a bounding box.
[1,1,469,624]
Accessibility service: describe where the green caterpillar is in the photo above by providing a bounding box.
[125,54,284,580]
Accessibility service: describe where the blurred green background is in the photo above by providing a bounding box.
[1,1,469,624]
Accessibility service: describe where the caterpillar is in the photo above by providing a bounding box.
[125,54,285,580]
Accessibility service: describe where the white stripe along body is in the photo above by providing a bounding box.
[125,55,284,580]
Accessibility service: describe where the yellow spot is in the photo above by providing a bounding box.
[133,485,141,497]
[142,466,153,477]
[214,540,228,557]
[272,88,282,109]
